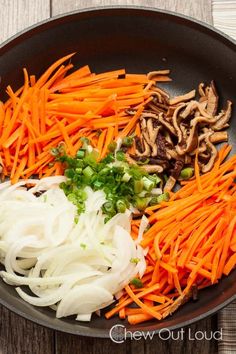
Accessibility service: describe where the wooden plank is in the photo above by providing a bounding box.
[55,333,129,354]
[0,2,53,354]
[52,1,214,354]
[0,0,50,43]
[52,0,212,24]
[0,305,55,354]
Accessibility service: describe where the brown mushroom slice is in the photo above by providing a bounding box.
[170,159,184,180]
[196,101,210,117]
[164,176,176,191]
[131,155,170,170]
[166,106,178,119]
[147,102,166,114]
[180,123,188,141]
[125,153,138,166]
[164,131,174,146]
[146,119,161,156]
[166,148,179,160]
[138,116,160,157]
[146,119,160,142]
[211,100,232,131]
[151,99,169,111]
[162,288,196,318]
[150,90,163,102]
[209,131,228,143]
[198,83,206,97]
[151,86,170,99]
[184,155,192,164]
[169,89,196,105]
[155,112,177,136]
[180,100,197,118]
[147,70,171,82]
[180,100,208,119]
[141,164,164,173]
[206,81,219,116]
[172,103,186,143]
[135,136,151,157]
[200,134,218,173]
[176,116,218,156]
[155,132,176,162]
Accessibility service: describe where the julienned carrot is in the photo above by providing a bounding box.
[124,285,162,320]
[105,283,160,319]
[0,54,161,182]
[106,146,236,324]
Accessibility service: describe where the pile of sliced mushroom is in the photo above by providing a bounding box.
[126,78,232,191]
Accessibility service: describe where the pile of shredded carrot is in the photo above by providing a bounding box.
[105,145,236,324]
[0,53,169,183]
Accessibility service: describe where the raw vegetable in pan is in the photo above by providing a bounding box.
[0,54,235,325]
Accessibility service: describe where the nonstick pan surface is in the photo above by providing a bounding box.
[0,6,235,337]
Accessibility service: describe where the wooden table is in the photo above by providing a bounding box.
[0,1,219,353]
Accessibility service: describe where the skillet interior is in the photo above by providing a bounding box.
[0,7,235,337]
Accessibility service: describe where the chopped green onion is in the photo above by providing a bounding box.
[101,153,114,164]
[134,197,149,210]
[50,147,59,156]
[148,174,161,185]
[93,180,103,189]
[130,278,143,288]
[157,192,170,204]
[130,257,140,264]
[99,167,110,175]
[76,149,86,159]
[80,137,90,149]
[149,196,160,206]
[121,172,131,182]
[80,243,87,249]
[122,136,134,147]
[142,176,155,191]
[102,201,116,215]
[116,150,126,161]
[67,193,78,204]
[65,169,75,179]
[83,166,94,179]
[180,167,194,180]
[134,180,144,193]
[108,141,117,152]
[116,200,126,213]
[75,167,82,174]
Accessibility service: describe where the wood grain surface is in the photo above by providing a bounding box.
[52,0,213,23]
[0,1,218,354]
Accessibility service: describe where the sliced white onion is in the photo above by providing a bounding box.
[56,284,113,318]
[0,177,146,321]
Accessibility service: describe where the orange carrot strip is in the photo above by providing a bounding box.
[118,105,144,138]
[10,125,25,179]
[100,126,115,159]
[125,285,162,320]
[34,53,75,89]
[223,253,236,275]
[11,156,27,184]
[55,119,76,156]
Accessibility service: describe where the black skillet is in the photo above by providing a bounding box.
[0,6,235,338]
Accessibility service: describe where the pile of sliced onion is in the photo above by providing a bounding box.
[0,177,146,321]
